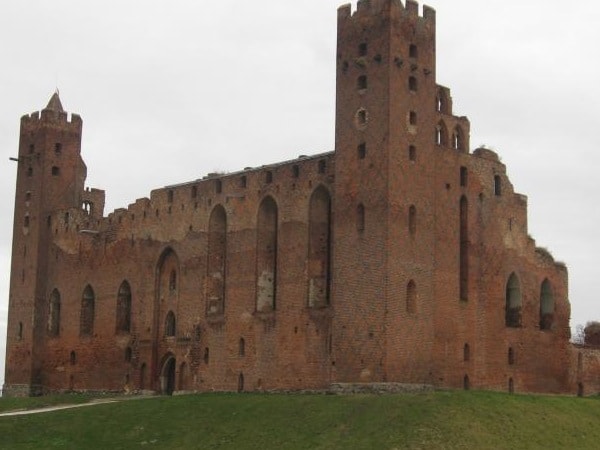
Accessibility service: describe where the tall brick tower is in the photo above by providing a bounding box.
[332,0,442,383]
[4,93,86,396]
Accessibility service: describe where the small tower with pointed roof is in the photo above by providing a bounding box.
[3,92,86,396]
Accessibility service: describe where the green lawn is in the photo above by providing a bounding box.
[0,390,599,449]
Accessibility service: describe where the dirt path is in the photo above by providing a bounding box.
[0,398,120,417]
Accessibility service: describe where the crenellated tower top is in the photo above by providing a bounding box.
[20,92,82,133]
[337,0,435,23]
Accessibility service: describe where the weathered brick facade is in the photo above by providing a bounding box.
[4,0,596,397]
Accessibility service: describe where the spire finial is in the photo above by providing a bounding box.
[45,90,64,112]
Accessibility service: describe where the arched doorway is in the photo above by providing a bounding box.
[161,355,176,395]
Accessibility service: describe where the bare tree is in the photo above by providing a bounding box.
[584,321,600,347]
[572,323,585,345]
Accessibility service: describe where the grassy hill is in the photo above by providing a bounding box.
[1,390,599,449]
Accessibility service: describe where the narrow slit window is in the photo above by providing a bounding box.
[409,111,417,125]
[409,44,418,58]
[406,280,417,313]
[318,160,326,174]
[165,311,176,337]
[358,143,366,159]
[356,203,365,232]
[266,171,273,184]
[358,42,368,56]
[215,179,222,194]
[409,145,416,161]
[408,205,417,235]
[358,109,367,126]
[408,76,417,92]
[357,75,367,90]
[494,175,502,196]
[292,165,300,178]
[460,167,468,187]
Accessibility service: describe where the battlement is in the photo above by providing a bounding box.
[20,109,82,131]
[338,0,435,22]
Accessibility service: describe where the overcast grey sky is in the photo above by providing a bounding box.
[1,0,599,386]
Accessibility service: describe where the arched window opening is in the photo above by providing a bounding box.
[508,347,515,365]
[436,89,450,114]
[453,126,466,151]
[80,285,95,337]
[460,196,469,301]
[239,338,246,357]
[169,270,177,291]
[165,311,176,337]
[204,347,210,364]
[406,280,417,314]
[207,205,227,316]
[357,75,367,90]
[494,175,502,196]
[125,347,132,362]
[505,273,522,327]
[539,279,554,331]
[463,343,470,362]
[463,375,470,391]
[48,289,61,337]
[408,205,417,236]
[356,203,365,232]
[70,351,76,365]
[256,197,278,312]
[408,76,417,92]
[116,281,132,334]
[308,186,332,308]
[436,121,448,146]
[158,248,179,305]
